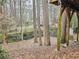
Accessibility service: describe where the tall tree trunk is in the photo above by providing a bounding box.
[42,0,50,46]
[2,24,8,45]
[57,7,65,50]
[20,0,23,40]
[2,31,7,45]
[33,0,38,43]
[0,5,2,13]
[3,4,8,44]
[61,10,67,44]
[77,12,79,42]
[66,8,71,46]
[10,0,14,17]
[36,0,42,45]
[66,17,70,46]
[13,0,16,16]
[13,0,18,40]
[0,4,7,44]
[3,2,8,16]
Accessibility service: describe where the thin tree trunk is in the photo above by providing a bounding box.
[20,0,23,40]
[13,0,18,40]
[10,0,14,17]
[77,13,79,42]
[2,24,8,45]
[42,0,50,46]
[0,5,2,13]
[13,0,16,17]
[33,0,38,43]
[2,32,7,45]
[36,0,42,45]
[66,8,71,46]
[66,17,70,46]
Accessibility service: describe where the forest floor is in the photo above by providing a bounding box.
[2,37,79,59]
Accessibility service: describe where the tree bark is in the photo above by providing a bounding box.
[57,7,65,50]
[66,8,71,46]
[77,12,79,42]
[33,0,38,43]
[2,24,8,45]
[20,0,23,40]
[10,0,14,17]
[61,10,67,44]
[0,6,2,13]
[42,0,50,46]
[0,4,7,44]
[36,0,42,45]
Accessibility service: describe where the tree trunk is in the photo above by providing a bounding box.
[61,10,67,44]
[0,6,2,13]
[57,7,65,50]
[20,0,23,40]
[2,31,8,45]
[13,0,19,40]
[66,17,70,46]
[66,8,71,46]
[77,12,79,42]
[3,4,8,44]
[13,0,16,17]
[0,5,7,44]
[10,0,14,17]
[36,0,42,45]
[42,0,50,46]
[33,0,38,43]
[2,24,8,45]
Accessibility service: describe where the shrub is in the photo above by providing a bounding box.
[0,46,9,59]
[23,32,34,40]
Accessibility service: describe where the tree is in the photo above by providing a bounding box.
[77,13,79,42]
[20,0,23,40]
[33,0,38,43]
[0,0,7,44]
[0,0,6,14]
[2,0,8,16]
[36,0,42,45]
[13,0,16,17]
[9,0,14,17]
[42,0,50,46]
[66,8,71,46]
[0,14,16,44]
[61,10,67,43]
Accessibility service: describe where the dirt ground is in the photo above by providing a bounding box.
[2,37,79,59]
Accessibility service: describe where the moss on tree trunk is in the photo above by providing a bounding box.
[57,14,61,51]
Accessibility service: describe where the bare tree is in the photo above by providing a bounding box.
[61,10,67,43]
[13,0,16,18]
[36,0,42,45]
[20,0,23,40]
[0,0,7,44]
[42,0,50,46]
[9,0,14,17]
[33,0,38,43]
